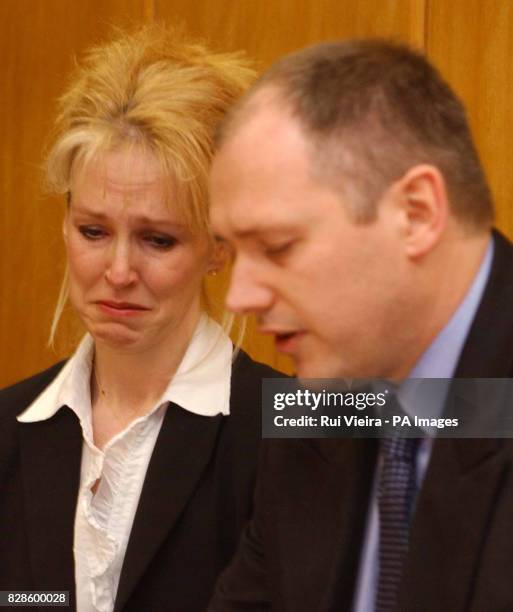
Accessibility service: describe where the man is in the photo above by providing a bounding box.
[208,40,513,611]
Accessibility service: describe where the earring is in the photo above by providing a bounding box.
[208,269,218,277]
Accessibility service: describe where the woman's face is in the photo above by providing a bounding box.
[64,148,213,353]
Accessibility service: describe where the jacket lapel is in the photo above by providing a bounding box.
[400,231,513,611]
[115,402,223,611]
[399,437,506,611]
[321,439,379,611]
[18,407,82,603]
[276,438,377,611]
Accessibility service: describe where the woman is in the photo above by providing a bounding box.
[0,26,279,612]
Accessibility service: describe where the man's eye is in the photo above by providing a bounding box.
[78,225,105,240]
[264,241,293,258]
[145,234,177,250]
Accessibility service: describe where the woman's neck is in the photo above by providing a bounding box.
[91,312,203,419]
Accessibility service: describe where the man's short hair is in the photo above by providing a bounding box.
[217,39,493,228]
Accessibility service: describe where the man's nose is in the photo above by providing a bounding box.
[104,239,138,287]
[225,257,274,315]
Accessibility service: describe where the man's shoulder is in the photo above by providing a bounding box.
[0,361,67,420]
[490,229,513,287]
[231,349,287,396]
[454,230,513,377]
[492,228,513,253]
[227,350,288,428]
[232,349,286,382]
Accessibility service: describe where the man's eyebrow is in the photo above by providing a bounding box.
[219,225,296,240]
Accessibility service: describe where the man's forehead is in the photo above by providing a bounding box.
[213,109,312,195]
[220,87,299,150]
[210,89,330,238]
[210,176,300,240]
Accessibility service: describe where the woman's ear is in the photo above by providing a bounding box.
[62,195,71,243]
[207,239,230,275]
[62,191,71,244]
[62,213,69,243]
[394,164,449,259]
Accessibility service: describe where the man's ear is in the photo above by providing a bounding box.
[394,164,449,259]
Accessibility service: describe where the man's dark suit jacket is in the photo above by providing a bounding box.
[209,230,513,612]
[0,350,278,612]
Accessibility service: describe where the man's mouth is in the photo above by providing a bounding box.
[270,330,306,353]
[275,331,296,342]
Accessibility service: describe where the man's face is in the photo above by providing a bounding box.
[210,101,410,379]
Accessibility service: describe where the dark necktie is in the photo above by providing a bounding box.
[375,436,420,612]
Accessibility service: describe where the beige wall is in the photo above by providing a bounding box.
[1,0,512,386]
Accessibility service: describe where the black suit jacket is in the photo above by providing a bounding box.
[209,230,513,612]
[0,350,279,612]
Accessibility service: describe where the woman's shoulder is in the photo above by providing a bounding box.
[0,361,67,420]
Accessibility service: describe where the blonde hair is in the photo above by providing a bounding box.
[46,25,254,346]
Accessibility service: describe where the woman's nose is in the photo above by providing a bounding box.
[104,240,138,287]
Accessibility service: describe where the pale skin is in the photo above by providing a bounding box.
[210,92,491,381]
[64,147,220,450]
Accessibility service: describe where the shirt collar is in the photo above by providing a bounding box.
[17,315,233,424]
[398,237,494,424]
[408,237,494,379]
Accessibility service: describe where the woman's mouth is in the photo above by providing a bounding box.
[96,300,150,317]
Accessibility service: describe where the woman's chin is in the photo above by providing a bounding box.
[88,322,143,351]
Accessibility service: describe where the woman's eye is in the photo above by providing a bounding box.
[78,225,106,240]
[144,234,177,250]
